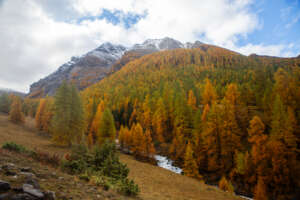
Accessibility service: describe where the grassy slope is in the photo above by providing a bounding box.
[0,113,242,200]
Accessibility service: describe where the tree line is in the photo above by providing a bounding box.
[1,47,299,200]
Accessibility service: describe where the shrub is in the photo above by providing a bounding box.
[79,172,90,182]
[92,141,117,170]
[102,154,129,180]
[61,144,93,174]
[32,150,61,167]
[219,176,234,193]
[61,141,139,196]
[2,142,27,153]
[117,178,139,196]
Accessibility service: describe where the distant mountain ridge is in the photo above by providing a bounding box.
[32,36,295,98]
[29,37,211,97]
[0,88,26,96]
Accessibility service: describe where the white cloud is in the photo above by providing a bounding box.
[0,0,298,92]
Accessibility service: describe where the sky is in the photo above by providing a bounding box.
[0,0,299,92]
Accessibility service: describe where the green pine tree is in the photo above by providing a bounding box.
[270,95,286,140]
[0,93,11,114]
[97,108,116,145]
[51,81,85,146]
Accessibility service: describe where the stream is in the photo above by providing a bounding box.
[154,155,182,174]
[154,155,253,200]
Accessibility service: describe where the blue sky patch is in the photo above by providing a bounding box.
[77,9,147,29]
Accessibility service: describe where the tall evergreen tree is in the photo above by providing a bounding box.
[270,95,286,140]
[97,108,116,145]
[202,78,217,106]
[0,93,11,114]
[201,102,222,173]
[51,82,85,146]
[152,98,167,143]
[9,96,24,124]
[35,99,46,131]
[219,98,241,173]
[183,142,201,179]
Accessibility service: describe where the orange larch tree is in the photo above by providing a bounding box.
[9,96,24,124]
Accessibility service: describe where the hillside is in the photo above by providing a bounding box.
[81,47,300,199]
[0,113,243,200]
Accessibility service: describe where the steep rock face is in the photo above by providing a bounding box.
[29,43,127,97]
[29,37,209,97]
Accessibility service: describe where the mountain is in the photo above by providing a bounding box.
[0,88,26,97]
[81,46,300,200]
[28,37,212,97]
[29,43,127,97]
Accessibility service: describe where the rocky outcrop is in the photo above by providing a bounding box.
[0,164,55,200]
[29,43,127,97]
[29,37,209,97]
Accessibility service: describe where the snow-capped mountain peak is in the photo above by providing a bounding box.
[132,37,184,51]
[89,42,128,60]
[30,37,206,97]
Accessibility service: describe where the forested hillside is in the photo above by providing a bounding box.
[81,46,300,199]
[5,45,299,200]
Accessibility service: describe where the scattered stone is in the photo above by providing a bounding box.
[58,177,64,180]
[11,193,37,200]
[44,191,56,200]
[25,177,40,189]
[20,167,32,172]
[0,193,11,199]
[20,172,36,178]
[0,180,11,192]
[12,186,23,192]
[22,184,44,199]
[2,163,15,171]
[4,169,17,176]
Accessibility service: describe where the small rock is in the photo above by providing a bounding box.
[13,186,24,192]
[20,172,36,178]
[21,167,32,172]
[58,177,64,180]
[11,193,37,200]
[5,169,17,176]
[2,163,15,171]
[0,180,11,192]
[0,193,11,199]
[25,178,40,189]
[44,191,56,200]
[23,184,44,199]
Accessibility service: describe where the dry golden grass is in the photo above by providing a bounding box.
[0,113,243,200]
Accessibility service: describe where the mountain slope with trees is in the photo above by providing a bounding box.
[81,46,300,199]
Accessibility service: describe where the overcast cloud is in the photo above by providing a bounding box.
[0,0,299,92]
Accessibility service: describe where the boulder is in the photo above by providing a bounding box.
[20,167,32,173]
[44,191,56,200]
[0,180,11,192]
[22,184,44,199]
[25,177,40,189]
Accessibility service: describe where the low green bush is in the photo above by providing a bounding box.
[61,140,139,196]
[117,178,139,196]
[2,142,27,153]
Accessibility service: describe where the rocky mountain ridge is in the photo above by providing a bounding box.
[29,37,209,97]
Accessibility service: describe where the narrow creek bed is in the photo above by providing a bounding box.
[154,155,182,174]
[154,155,253,200]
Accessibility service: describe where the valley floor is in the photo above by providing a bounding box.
[0,113,243,200]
